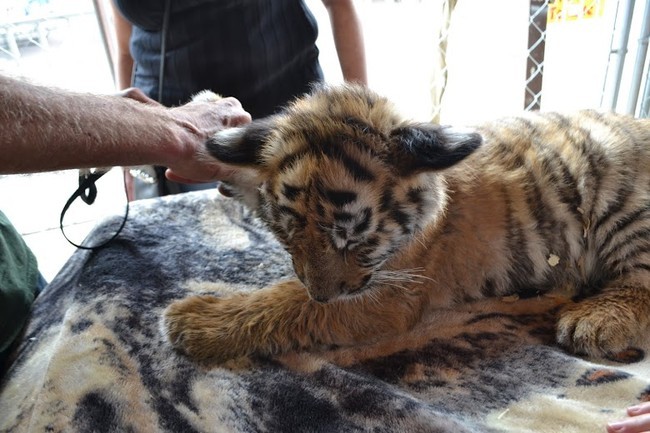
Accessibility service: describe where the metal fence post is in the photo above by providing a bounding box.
[524,0,549,111]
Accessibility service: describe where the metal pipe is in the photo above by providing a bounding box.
[626,0,650,114]
[92,0,115,84]
[640,58,650,116]
[602,0,636,111]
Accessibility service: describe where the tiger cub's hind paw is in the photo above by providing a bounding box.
[556,287,650,361]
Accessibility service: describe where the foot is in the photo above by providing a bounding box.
[556,287,650,358]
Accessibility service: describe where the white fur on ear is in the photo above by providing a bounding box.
[197,128,247,170]
[191,90,223,103]
[211,127,247,149]
[439,126,483,148]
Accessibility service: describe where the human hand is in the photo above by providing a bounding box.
[607,401,650,433]
[162,96,252,184]
[117,87,161,105]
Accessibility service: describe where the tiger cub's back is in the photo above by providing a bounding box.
[462,110,650,297]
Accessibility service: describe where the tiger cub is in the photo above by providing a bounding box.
[163,84,650,363]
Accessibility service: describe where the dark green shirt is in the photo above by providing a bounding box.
[0,210,39,356]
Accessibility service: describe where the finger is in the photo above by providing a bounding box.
[219,96,244,109]
[165,166,235,184]
[215,97,252,127]
[222,110,252,128]
[118,87,161,105]
[629,402,650,416]
[164,170,204,184]
[607,413,650,433]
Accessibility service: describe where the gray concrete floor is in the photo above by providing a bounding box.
[0,169,126,281]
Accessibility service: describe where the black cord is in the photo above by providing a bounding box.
[60,0,171,250]
[59,170,130,250]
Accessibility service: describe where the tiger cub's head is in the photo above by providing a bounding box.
[207,84,481,302]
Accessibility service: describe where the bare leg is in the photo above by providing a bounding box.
[162,279,423,364]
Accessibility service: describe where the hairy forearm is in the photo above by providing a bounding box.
[0,76,182,174]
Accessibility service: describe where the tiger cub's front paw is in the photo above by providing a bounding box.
[162,295,255,364]
[556,289,649,359]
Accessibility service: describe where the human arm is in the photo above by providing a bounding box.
[0,75,251,181]
[607,402,650,433]
[110,1,135,90]
[321,0,368,85]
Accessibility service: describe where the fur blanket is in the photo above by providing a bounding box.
[1,191,649,433]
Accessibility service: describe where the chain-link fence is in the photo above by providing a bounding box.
[529,0,649,116]
[525,0,549,111]
[431,0,649,118]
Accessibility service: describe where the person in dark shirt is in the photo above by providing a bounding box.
[111,0,367,199]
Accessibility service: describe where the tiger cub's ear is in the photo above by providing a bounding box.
[205,116,277,167]
[390,123,482,175]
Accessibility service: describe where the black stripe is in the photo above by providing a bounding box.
[364,235,380,248]
[319,139,375,182]
[324,189,357,207]
[502,186,537,296]
[340,152,375,182]
[523,175,554,236]
[621,263,650,273]
[341,116,384,140]
[609,242,650,272]
[357,236,384,267]
[594,180,637,233]
[407,187,426,218]
[277,205,306,227]
[489,140,526,172]
[282,183,302,201]
[480,278,497,297]
[391,207,411,234]
[333,211,354,222]
[582,140,606,212]
[407,187,424,206]
[538,149,582,219]
[602,225,650,266]
[599,207,648,255]
[278,149,309,173]
[354,207,373,235]
[380,189,394,212]
[380,186,411,233]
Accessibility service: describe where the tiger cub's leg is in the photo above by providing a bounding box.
[556,280,650,358]
[162,280,423,363]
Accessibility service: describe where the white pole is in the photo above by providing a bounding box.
[626,0,650,115]
[602,0,636,111]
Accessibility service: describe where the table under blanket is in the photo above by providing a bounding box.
[1,191,648,433]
